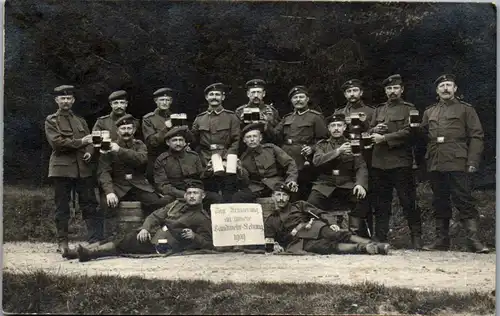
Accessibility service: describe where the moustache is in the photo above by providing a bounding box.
[122,133,132,137]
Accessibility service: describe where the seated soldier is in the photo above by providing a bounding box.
[98,114,172,238]
[307,113,370,237]
[266,182,389,255]
[232,122,299,202]
[154,126,223,211]
[75,180,213,262]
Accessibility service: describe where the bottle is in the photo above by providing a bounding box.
[155,238,172,254]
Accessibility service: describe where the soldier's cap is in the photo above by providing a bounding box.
[273,182,292,194]
[115,114,136,127]
[241,122,265,136]
[164,126,194,143]
[153,87,175,98]
[184,179,205,191]
[434,74,456,86]
[53,85,75,96]
[204,83,226,95]
[288,85,309,99]
[382,74,403,87]
[245,79,266,89]
[341,79,363,91]
[326,113,346,124]
[109,90,128,102]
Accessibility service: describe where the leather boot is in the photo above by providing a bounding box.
[57,240,69,254]
[365,242,390,255]
[462,218,490,254]
[77,242,117,262]
[63,241,102,260]
[422,218,450,251]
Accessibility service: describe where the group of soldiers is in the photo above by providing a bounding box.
[44,74,490,262]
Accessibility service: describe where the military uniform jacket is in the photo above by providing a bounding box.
[191,106,240,163]
[270,108,328,170]
[98,138,155,198]
[334,101,374,133]
[142,108,172,158]
[153,148,206,198]
[141,200,213,249]
[235,102,281,127]
[369,99,414,169]
[421,98,484,172]
[240,143,298,193]
[44,110,94,178]
[311,136,368,197]
[93,112,140,141]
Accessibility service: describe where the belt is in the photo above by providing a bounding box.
[284,139,308,145]
[429,137,467,144]
[202,144,226,150]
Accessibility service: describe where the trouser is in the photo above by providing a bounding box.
[306,188,370,219]
[114,231,157,254]
[429,171,478,220]
[204,174,242,202]
[371,167,421,242]
[53,177,104,243]
[302,226,355,254]
[292,167,318,202]
[231,187,273,203]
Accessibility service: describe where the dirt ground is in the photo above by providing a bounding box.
[3,242,495,294]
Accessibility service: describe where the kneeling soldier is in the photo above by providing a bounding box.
[266,182,389,255]
[76,180,213,262]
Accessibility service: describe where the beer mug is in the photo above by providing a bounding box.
[410,110,420,127]
[170,114,180,127]
[350,113,361,127]
[251,108,261,122]
[179,113,188,126]
[226,154,238,174]
[265,238,275,253]
[211,153,225,175]
[92,131,102,147]
[101,136,111,151]
[350,139,361,156]
[101,130,110,139]
[155,239,172,254]
[361,132,373,150]
[243,108,252,123]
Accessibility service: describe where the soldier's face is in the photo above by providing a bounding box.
[291,93,309,110]
[385,85,403,100]
[205,91,225,107]
[55,95,75,111]
[184,188,205,205]
[328,121,347,138]
[117,124,135,141]
[155,96,173,110]
[110,99,128,114]
[344,87,363,103]
[167,136,186,152]
[247,88,265,104]
[243,130,262,148]
[436,81,457,100]
[272,191,290,208]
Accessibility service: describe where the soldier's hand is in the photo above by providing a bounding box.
[106,193,119,208]
[301,145,313,156]
[110,142,120,152]
[353,185,366,199]
[136,229,151,243]
[286,181,299,192]
[236,159,243,171]
[467,165,477,173]
[339,142,352,155]
[165,120,173,128]
[82,134,93,145]
[180,228,194,240]
[83,152,92,163]
[358,112,367,122]
[371,133,386,144]
[206,160,213,172]
[273,243,284,254]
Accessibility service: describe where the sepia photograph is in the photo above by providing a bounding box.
[2,0,497,315]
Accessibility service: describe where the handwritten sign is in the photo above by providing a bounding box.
[210,203,265,247]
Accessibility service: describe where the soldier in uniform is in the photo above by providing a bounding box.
[265,182,390,255]
[421,74,489,253]
[231,123,299,202]
[235,79,280,131]
[93,90,139,140]
[369,74,422,249]
[191,83,241,202]
[44,85,103,254]
[154,126,223,210]
[98,114,172,238]
[267,86,328,200]
[142,88,176,187]
[307,114,370,238]
[76,180,213,262]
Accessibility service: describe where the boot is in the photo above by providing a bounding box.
[77,242,117,262]
[422,218,450,251]
[349,216,368,237]
[63,241,102,260]
[462,218,490,254]
[336,243,389,255]
[57,240,69,254]
[86,218,104,244]
[365,242,390,255]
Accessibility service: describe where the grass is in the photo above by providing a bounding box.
[2,183,496,251]
[2,270,495,315]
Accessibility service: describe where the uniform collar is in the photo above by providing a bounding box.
[246,100,265,108]
[183,203,203,212]
[118,137,134,148]
[168,148,186,157]
[346,100,364,109]
[329,135,347,144]
[248,144,263,154]
[294,108,310,116]
[155,108,171,118]
[110,111,126,121]
[387,98,403,106]
[439,97,457,106]
[56,109,73,117]
[207,105,224,115]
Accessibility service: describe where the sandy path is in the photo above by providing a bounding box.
[3,242,495,294]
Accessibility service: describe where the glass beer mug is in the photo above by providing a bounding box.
[409,110,420,127]
[350,139,361,156]
[92,131,102,147]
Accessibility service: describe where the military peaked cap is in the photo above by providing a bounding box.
[382,74,403,87]
[204,83,226,95]
[164,126,193,143]
[241,122,265,136]
[109,90,128,102]
[341,79,363,91]
[245,79,266,89]
[288,85,309,99]
[53,85,75,96]
[184,179,205,190]
[115,114,135,127]
[273,181,292,194]
[434,74,456,86]
[326,113,346,124]
[153,88,175,98]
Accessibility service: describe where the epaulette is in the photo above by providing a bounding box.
[315,138,328,145]
[133,139,144,145]
[185,147,198,154]
[143,112,155,119]
[196,111,208,117]
[235,104,246,110]
[261,143,275,148]
[459,100,473,107]
[308,109,322,115]
[403,101,416,107]
[424,103,437,110]
[156,151,171,161]
[98,114,110,120]
[376,102,386,108]
[223,109,235,114]
[283,112,293,118]
[46,113,57,121]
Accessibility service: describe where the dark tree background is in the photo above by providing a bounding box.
[4,1,496,186]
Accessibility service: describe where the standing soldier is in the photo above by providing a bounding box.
[235,79,280,130]
[44,85,104,254]
[191,83,241,202]
[268,86,328,200]
[422,75,489,253]
[369,74,422,249]
[93,90,139,140]
[142,88,175,188]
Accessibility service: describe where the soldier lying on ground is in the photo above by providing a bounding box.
[66,180,213,262]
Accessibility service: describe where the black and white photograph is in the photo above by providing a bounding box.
[2,1,497,315]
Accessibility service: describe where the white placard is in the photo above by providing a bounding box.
[210,203,265,247]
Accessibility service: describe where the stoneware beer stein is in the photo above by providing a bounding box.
[211,153,225,175]
[226,154,238,174]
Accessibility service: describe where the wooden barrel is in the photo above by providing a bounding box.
[256,197,276,219]
[117,201,144,234]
